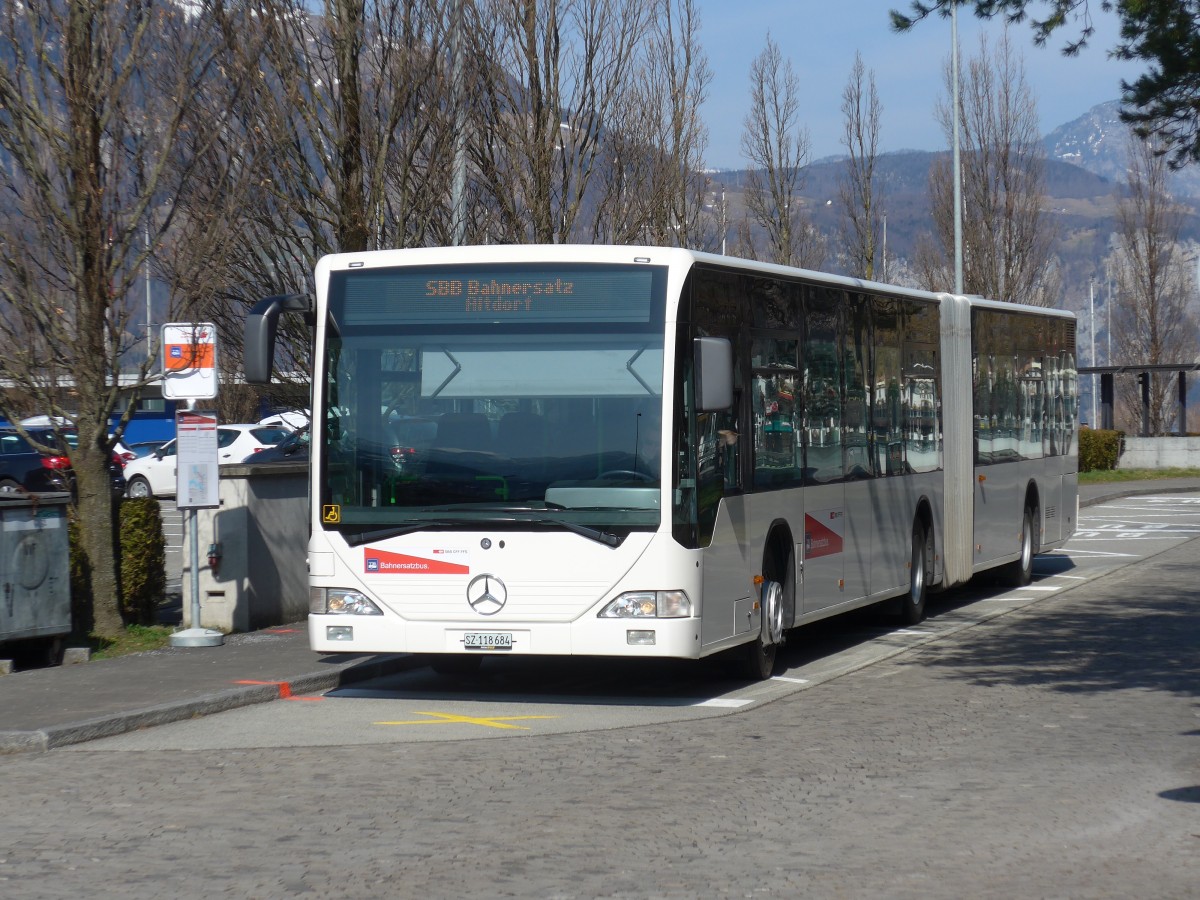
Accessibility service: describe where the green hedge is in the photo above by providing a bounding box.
[119,497,166,626]
[1079,428,1123,472]
[69,497,167,631]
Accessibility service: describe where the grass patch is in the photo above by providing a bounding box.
[1079,467,1200,484]
[81,624,175,660]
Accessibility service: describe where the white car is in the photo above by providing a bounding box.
[123,424,292,498]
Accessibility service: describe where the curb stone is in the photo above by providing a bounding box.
[0,653,421,754]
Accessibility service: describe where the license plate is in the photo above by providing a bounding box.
[463,632,513,651]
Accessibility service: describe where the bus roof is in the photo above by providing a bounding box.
[314,244,1074,320]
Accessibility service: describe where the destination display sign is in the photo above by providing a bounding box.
[333,264,662,327]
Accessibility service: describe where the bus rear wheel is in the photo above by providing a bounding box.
[1005,505,1038,587]
[900,520,931,625]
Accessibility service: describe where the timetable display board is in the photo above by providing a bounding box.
[175,410,219,509]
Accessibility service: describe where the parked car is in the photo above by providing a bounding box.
[123,424,291,498]
[112,440,137,467]
[257,409,309,430]
[0,427,126,498]
[244,425,309,464]
[126,440,169,459]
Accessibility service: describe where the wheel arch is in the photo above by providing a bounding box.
[913,496,938,588]
[1023,479,1042,517]
[761,518,796,629]
[1023,479,1043,551]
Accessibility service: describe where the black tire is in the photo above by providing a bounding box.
[900,520,931,625]
[126,475,152,499]
[430,654,484,677]
[740,551,793,680]
[1005,505,1038,587]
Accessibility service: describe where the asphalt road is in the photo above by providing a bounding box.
[1,495,1197,898]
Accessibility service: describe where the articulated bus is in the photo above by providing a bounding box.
[246,245,1077,678]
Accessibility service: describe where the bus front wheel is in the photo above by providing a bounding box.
[741,553,791,680]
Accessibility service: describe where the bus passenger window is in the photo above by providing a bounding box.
[751,338,800,489]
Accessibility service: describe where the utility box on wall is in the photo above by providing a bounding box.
[183,463,308,633]
[0,494,71,647]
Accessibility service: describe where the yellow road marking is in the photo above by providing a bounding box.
[375,710,558,730]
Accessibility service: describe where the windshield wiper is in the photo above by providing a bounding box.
[341,520,463,546]
[341,509,623,548]
[508,512,623,548]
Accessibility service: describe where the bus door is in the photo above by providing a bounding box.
[839,299,874,604]
[973,349,1021,565]
[797,389,845,615]
[801,482,846,614]
[796,308,847,615]
[697,405,753,649]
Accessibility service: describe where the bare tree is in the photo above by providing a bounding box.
[584,0,711,249]
[467,0,649,245]
[838,52,885,280]
[920,30,1061,306]
[0,0,240,637]
[739,34,824,269]
[1106,131,1200,433]
[186,0,455,393]
[636,0,711,248]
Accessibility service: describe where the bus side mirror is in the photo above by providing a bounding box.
[244,294,312,384]
[695,337,733,412]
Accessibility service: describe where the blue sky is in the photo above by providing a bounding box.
[693,1,1143,168]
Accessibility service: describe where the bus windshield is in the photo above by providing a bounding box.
[320,263,667,534]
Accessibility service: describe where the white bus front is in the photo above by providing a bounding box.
[305,251,708,663]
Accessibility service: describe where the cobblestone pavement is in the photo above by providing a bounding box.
[3,533,1198,898]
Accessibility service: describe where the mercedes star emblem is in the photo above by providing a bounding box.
[466,573,507,616]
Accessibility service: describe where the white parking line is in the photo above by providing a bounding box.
[1053,548,1138,557]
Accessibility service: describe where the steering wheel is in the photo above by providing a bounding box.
[597,470,655,482]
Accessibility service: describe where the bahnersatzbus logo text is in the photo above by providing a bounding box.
[363,548,469,575]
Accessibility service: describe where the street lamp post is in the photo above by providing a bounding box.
[951,5,963,295]
[145,222,152,361]
[1090,281,1097,427]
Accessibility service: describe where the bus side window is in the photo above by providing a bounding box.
[751,337,800,489]
[873,297,903,476]
[718,391,741,491]
[803,290,842,485]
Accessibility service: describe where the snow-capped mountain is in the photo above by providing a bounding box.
[1044,100,1200,198]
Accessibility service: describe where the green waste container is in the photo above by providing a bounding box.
[0,493,71,664]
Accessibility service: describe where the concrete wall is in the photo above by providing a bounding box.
[181,462,307,632]
[1118,436,1200,469]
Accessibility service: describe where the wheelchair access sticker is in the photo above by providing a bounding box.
[322,505,341,524]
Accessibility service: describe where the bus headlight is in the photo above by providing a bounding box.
[311,588,383,616]
[598,590,691,619]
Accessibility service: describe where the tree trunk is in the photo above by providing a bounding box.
[74,445,121,638]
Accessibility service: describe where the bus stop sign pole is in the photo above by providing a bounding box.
[162,324,224,649]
